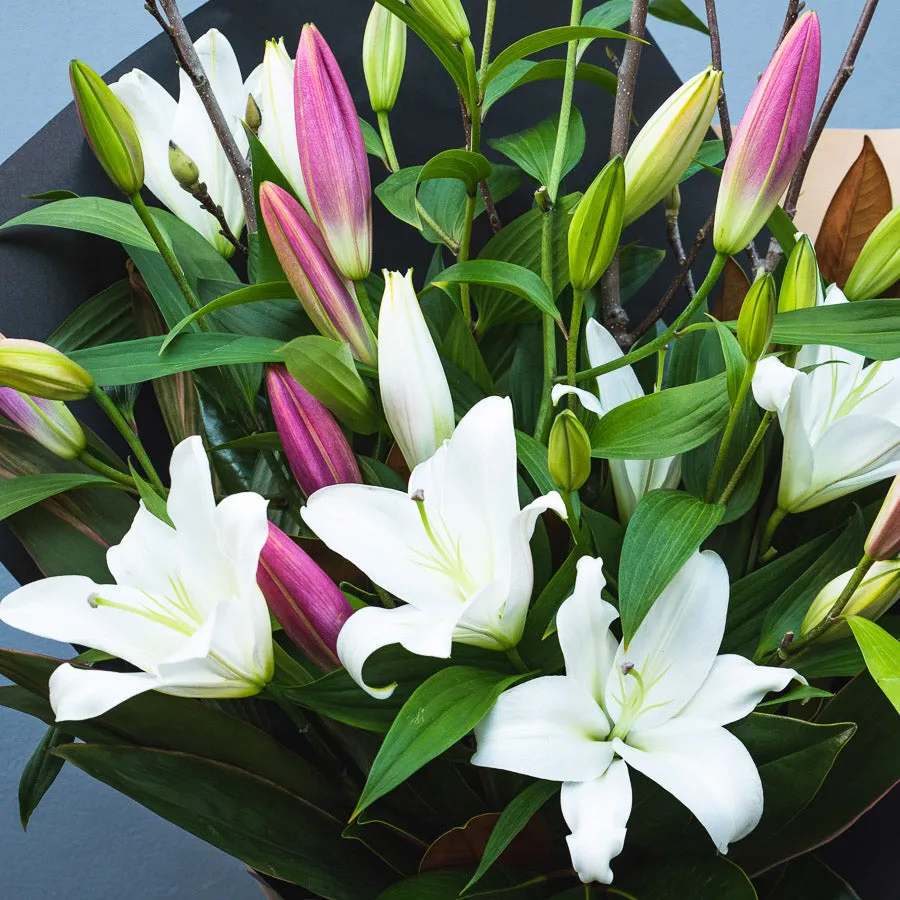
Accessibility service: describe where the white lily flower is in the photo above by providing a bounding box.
[0,437,274,721]
[111,29,254,256]
[552,319,680,520]
[301,396,566,698]
[251,38,311,211]
[473,552,801,885]
[752,285,900,513]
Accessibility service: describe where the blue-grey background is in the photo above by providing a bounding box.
[0,0,896,897]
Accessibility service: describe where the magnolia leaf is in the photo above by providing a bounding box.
[18,726,74,830]
[815,135,892,289]
[847,616,900,714]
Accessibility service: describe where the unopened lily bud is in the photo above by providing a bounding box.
[714,13,821,255]
[0,389,86,459]
[378,270,455,469]
[737,273,776,363]
[257,522,353,670]
[549,410,592,493]
[407,0,470,43]
[664,184,681,218]
[363,2,407,113]
[69,60,144,195]
[266,365,362,496]
[843,205,900,301]
[800,560,900,642]
[569,156,625,292]
[866,475,900,561]
[245,93,262,133]
[168,141,201,193]
[779,232,821,314]
[0,339,93,401]
[623,67,721,225]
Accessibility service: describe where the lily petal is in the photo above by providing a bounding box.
[614,720,764,853]
[49,665,163,722]
[585,319,644,412]
[560,759,632,885]
[473,676,613,782]
[214,491,271,599]
[752,356,800,413]
[551,384,604,416]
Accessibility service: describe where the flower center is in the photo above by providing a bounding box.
[85,575,203,638]
[609,662,647,740]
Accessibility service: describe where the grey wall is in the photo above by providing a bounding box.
[0,1,897,898]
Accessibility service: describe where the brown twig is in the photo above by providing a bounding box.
[191,181,248,255]
[665,192,696,300]
[147,0,257,233]
[630,212,715,343]
[457,90,501,233]
[704,0,733,151]
[777,0,805,47]
[600,0,650,348]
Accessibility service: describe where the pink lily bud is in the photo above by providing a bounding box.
[866,474,900,561]
[260,182,376,366]
[714,12,821,255]
[257,522,353,670]
[266,365,362,497]
[0,388,86,460]
[295,24,372,281]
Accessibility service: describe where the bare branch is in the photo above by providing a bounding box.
[664,190,696,301]
[189,181,248,256]
[704,0,733,151]
[776,0,805,47]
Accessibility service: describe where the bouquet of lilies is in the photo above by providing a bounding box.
[1,0,898,897]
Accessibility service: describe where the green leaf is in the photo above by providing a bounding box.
[618,856,755,899]
[70,333,284,386]
[489,108,585,186]
[847,616,900,714]
[211,432,284,453]
[760,855,861,900]
[161,281,295,351]
[360,117,388,166]
[766,204,798,260]
[434,260,562,326]
[618,489,725,641]
[680,139,726,183]
[619,244,666,305]
[127,462,172,527]
[420,149,492,196]
[47,280,137,352]
[18,726,74,830]
[0,473,123,521]
[486,26,634,88]
[463,780,558,892]
[354,667,525,817]
[757,683,834,707]
[577,3,631,64]
[375,166,423,228]
[591,375,730,459]
[482,60,616,117]
[649,0,711,36]
[515,430,556,497]
[25,189,81,201]
[279,335,382,434]
[520,548,581,667]
[56,744,392,898]
[378,869,548,899]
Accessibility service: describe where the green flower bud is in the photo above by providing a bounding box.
[407,0,470,43]
[737,273,776,363]
[568,157,626,292]
[69,60,144,195]
[779,233,821,314]
[363,2,407,113]
[843,205,900,301]
[0,339,94,401]
[549,410,592,493]
[245,93,262,134]
[168,141,201,193]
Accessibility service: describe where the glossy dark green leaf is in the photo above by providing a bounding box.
[47,280,137,352]
[591,375,730,459]
[354,667,525,817]
[377,868,548,899]
[619,244,666,305]
[360,117,388,166]
[515,430,556,497]
[617,856,755,899]
[847,616,900,714]
[420,149,493,196]
[619,490,725,641]
[521,548,581,668]
[760,855,861,900]
[18,726,74,830]
[649,0,710,35]
[766,205,798,261]
[798,615,900,679]
[680,139,726,183]
[0,473,123,521]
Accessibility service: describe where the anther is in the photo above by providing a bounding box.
[86,592,100,609]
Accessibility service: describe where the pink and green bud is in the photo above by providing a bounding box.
[0,339,94,401]
[843,205,900,301]
[260,182,376,366]
[714,12,821,255]
[257,522,352,670]
[295,25,372,281]
[623,67,722,225]
[69,60,144,195]
[0,389,85,459]
[266,365,362,497]
[866,474,900,561]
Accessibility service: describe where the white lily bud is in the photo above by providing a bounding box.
[363,2,407,113]
[378,270,455,469]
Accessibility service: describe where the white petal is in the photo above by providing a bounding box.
[49,664,162,721]
[776,378,816,510]
[751,356,799,413]
[473,676,613,782]
[607,551,729,731]
[106,502,179,595]
[551,384,604,417]
[614,720,764,853]
[215,491,270,598]
[557,557,618,705]
[561,760,632,885]
[678,654,804,726]
[585,319,644,412]
[336,604,456,699]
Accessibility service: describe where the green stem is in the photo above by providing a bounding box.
[718,411,774,506]
[376,110,400,172]
[506,647,529,674]
[759,504,789,562]
[415,200,459,252]
[571,252,728,384]
[354,279,378,334]
[547,0,584,201]
[458,193,478,328]
[534,210,557,440]
[705,363,755,502]
[479,0,498,91]
[91,385,166,494]
[567,288,586,402]
[78,451,138,490]
[129,192,201,313]
[459,38,483,329]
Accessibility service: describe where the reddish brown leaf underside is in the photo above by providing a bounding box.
[712,257,750,321]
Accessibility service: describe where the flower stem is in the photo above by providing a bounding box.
[376,110,400,172]
[129,191,202,313]
[415,200,459,253]
[506,646,530,674]
[705,363,755,502]
[459,37,483,329]
[571,252,728,384]
[91,385,166,494]
[479,0,498,89]
[759,504,788,563]
[717,410,774,506]
[78,451,139,491]
[567,288,586,402]
[458,193,478,329]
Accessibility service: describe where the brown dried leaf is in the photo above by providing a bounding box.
[712,257,750,321]
[815,135,893,288]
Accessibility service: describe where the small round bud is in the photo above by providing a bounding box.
[245,93,262,133]
[168,141,201,193]
[779,233,821,314]
[737,273,776,363]
[549,410,592,493]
